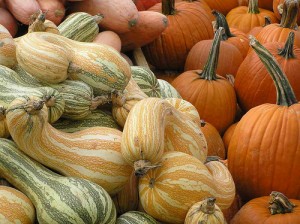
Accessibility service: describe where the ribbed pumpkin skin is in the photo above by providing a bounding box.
[58,12,101,42]
[228,104,300,201]
[0,186,35,224]
[0,139,116,224]
[143,0,214,70]
[6,97,132,196]
[184,41,243,78]
[231,196,300,224]
[116,211,157,224]
[158,79,182,99]
[172,71,237,134]
[131,66,161,97]
[234,41,300,112]
[16,32,131,95]
[222,122,238,155]
[139,152,235,224]
[203,0,238,15]
[0,24,17,68]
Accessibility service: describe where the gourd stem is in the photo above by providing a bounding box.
[199,27,223,81]
[134,160,161,177]
[28,10,46,33]
[44,96,56,107]
[93,14,104,24]
[162,0,176,15]
[278,32,296,59]
[263,16,271,27]
[90,95,112,110]
[249,36,298,106]
[269,191,296,215]
[212,10,235,40]
[280,0,299,29]
[200,197,217,214]
[248,0,260,14]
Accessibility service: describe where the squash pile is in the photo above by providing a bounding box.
[1,0,300,223]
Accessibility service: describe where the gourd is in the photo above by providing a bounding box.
[0,24,17,68]
[27,11,60,34]
[0,106,9,138]
[0,65,64,123]
[93,31,122,52]
[36,0,65,25]
[16,32,131,95]
[6,96,132,195]
[0,138,116,224]
[116,211,157,224]
[58,12,103,42]
[158,79,182,99]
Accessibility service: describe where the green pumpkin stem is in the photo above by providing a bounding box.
[199,27,223,81]
[280,0,299,29]
[268,191,296,215]
[162,0,176,15]
[278,32,296,59]
[212,10,235,41]
[248,0,260,14]
[249,36,298,106]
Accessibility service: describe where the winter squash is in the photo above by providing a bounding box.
[256,0,300,47]
[142,0,214,70]
[0,8,18,37]
[139,151,235,223]
[0,186,35,224]
[36,0,65,25]
[203,0,239,15]
[93,31,122,52]
[248,16,271,36]
[185,197,226,224]
[0,106,9,138]
[133,0,161,10]
[6,96,132,195]
[222,122,238,156]
[235,32,300,112]
[222,193,243,223]
[158,79,182,99]
[0,25,17,68]
[173,28,237,134]
[116,211,157,224]
[228,36,300,201]
[27,11,60,34]
[238,0,273,11]
[273,0,300,24]
[231,192,300,223]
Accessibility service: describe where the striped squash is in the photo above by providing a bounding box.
[0,106,9,138]
[158,79,182,99]
[6,96,132,195]
[121,97,207,176]
[116,211,157,224]
[112,78,148,127]
[185,197,226,224]
[16,32,131,95]
[139,151,235,224]
[53,110,121,132]
[131,66,161,97]
[58,12,103,42]
[0,65,65,123]
[0,186,35,224]
[14,65,110,120]
[0,24,17,68]
[0,139,116,224]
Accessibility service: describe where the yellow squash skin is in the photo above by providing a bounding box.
[139,151,235,224]
[0,186,35,224]
[121,97,207,175]
[6,96,132,195]
[16,32,131,95]
[0,24,17,68]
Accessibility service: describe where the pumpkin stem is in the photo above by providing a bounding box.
[248,0,260,14]
[134,160,161,177]
[90,95,112,110]
[205,156,222,163]
[263,16,272,26]
[278,32,296,59]
[200,120,206,127]
[280,0,299,29]
[212,10,235,40]
[269,191,297,215]
[93,14,104,24]
[198,27,223,81]
[200,197,217,214]
[249,36,298,106]
[162,0,176,15]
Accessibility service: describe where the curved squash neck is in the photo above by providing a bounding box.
[162,0,176,15]
[248,0,260,14]
[278,32,296,59]
[249,36,298,106]
[212,10,235,40]
[280,0,299,29]
[199,27,223,81]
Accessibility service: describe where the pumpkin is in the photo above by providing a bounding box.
[0,186,35,224]
[235,32,300,112]
[93,31,122,52]
[248,16,271,36]
[133,0,161,10]
[139,152,235,223]
[0,25,17,68]
[6,96,132,195]
[222,122,238,156]
[203,0,239,15]
[222,193,243,223]
[226,0,278,34]
[238,0,273,11]
[0,7,18,37]
[36,0,65,25]
[273,0,300,24]
[142,0,214,70]
[231,192,300,223]
[228,36,300,201]
[185,197,226,224]
[256,0,300,47]
[173,28,237,134]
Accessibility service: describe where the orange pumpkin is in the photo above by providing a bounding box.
[248,16,271,36]
[273,0,300,24]
[173,28,237,134]
[222,122,238,156]
[203,0,239,15]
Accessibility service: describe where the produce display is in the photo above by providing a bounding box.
[0,0,300,223]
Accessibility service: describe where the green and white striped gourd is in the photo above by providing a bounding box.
[58,12,103,42]
[14,65,109,120]
[116,211,157,224]
[0,138,116,224]
[131,66,161,97]
[53,110,121,132]
[0,65,64,123]
[158,79,182,99]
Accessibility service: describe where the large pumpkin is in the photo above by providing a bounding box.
[228,36,300,201]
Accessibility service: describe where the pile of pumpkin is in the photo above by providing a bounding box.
[1,0,300,223]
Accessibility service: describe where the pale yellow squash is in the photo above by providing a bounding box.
[0,24,16,68]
